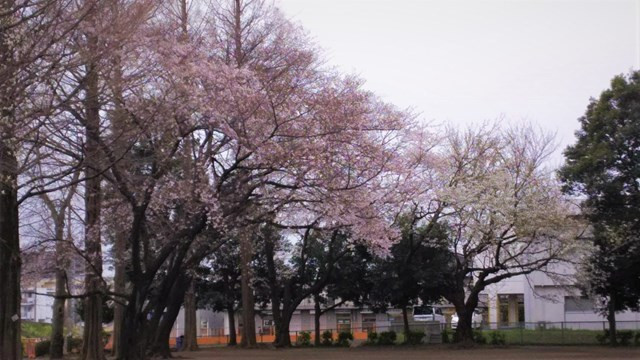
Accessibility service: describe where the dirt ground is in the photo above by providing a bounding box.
[175,345,640,360]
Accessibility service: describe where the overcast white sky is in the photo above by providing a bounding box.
[276,0,640,165]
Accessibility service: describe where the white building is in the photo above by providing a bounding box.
[485,268,640,330]
[21,279,56,323]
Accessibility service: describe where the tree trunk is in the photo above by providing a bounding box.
[275,312,292,348]
[314,296,321,346]
[112,229,126,357]
[607,291,617,346]
[451,290,479,346]
[227,306,237,346]
[81,54,105,360]
[50,215,68,359]
[149,274,191,358]
[239,234,256,347]
[0,133,21,360]
[453,306,474,346]
[402,305,410,335]
[0,9,22,355]
[183,280,199,351]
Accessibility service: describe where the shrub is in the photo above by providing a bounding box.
[336,331,353,347]
[597,330,636,346]
[366,331,378,344]
[403,330,425,345]
[618,331,634,346]
[377,331,397,345]
[634,332,640,346]
[441,328,450,344]
[321,330,333,346]
[473,330,487,345]
[489,331,506,346]
[35,340,50,357]
[596,330,608,345]
[66,337,82,353]
[296,331,311,346]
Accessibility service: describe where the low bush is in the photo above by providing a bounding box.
[321,330,333,346]
[403,330,425,345]
[336,331,353,347]
[489,331,506,346]
[377,331,397,345]
[597,329,636,346]
[441,328,450,344]
[366,331,378,344]
[66,337,82,353]
[35,340,50,357]
[473,330,487,345]
[618,331,634,346]
[296,331,311,346]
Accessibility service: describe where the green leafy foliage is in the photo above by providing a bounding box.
[21,321,52,338]
[35,340,50,357]
[473,330,487,345]
[66,337,83,353]
[597,329,635,346]
[441,328,450,344]
[377,331,397,345]
[296,331,311,347]
[403,330,425,345]
[321,330,333,346]
[366,331,378,344]
[560,71,640,318]
[336,331,353,347]
[489,331,506,346]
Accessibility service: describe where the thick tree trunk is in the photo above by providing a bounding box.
[607,291,617,346]
[402,305,410,335]
[0,9,21,355]
[314,297,321,346]
[81,56,105,360]
[149,274,191,358]
[119,284,148,360]
[0,137,21,360]
[275,312,292,348]
[183,280,199,351]
[239,234,256,347]
[451,291,479,346]
[227,306,237,346]
[50,216,68,359]
[112,229,126,357]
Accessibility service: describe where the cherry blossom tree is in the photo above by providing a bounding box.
[435,125,580,344]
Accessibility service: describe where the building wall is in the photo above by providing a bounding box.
[21,286,55,323]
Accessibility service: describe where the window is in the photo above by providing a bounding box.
[336,313,351,332]
[564,296,594,312]
[413,306,433,315]
[362,314,376,332]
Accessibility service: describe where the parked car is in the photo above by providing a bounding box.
[451,311,483,329]
[412,305,445,324]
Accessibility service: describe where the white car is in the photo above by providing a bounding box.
[412,306,445,324]
[451,311,483,329]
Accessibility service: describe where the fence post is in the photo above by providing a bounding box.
[561,322,564,345]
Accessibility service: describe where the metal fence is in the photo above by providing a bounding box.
[178,321,640,347]
[444,321,640,345]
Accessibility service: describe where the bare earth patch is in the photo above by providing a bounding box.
[175,345,640,360]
